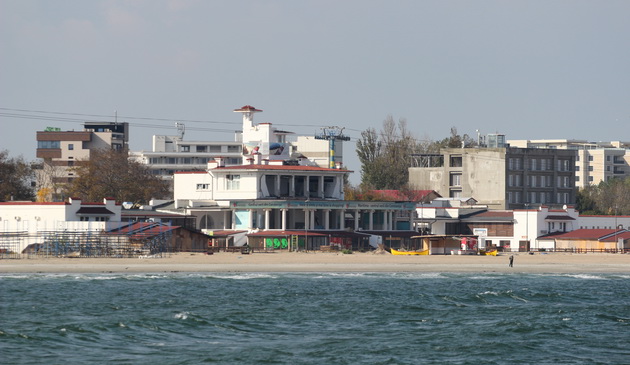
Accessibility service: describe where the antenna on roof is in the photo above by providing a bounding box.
[176,122,185,139]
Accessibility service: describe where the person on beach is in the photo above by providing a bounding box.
[509,255,514,267]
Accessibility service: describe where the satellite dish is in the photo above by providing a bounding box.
[562,204,567,210]
[122,202,133,209]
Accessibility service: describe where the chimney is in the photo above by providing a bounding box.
[233,105,262,130]
[253,152,262,165]
[214,156,225,167]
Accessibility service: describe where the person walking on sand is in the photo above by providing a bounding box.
[509,255,514,267]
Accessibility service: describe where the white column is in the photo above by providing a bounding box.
[281,209,287,231]
[290,176,295,197]
[368,210,374,230]
[304,209,310,230]
[231,210,236,229]
[264,209,271,230]
[339,209,345,230]
[249,209,255,230]
[305,176,310,198]
[223,210,229,230]
[319,176,324,198]
[275,175,281,197]
[409,209,414,229]
[354,210,360,231]
[310,209,316,229]
[324,209,330,230]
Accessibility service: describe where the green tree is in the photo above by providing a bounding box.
[576,177,630,215]
[356,116,418,190]
[0,150,35,201]
[64,148,170,206]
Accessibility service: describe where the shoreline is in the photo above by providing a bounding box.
[1,252,629,274]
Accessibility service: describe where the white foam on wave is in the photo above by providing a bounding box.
[562,274,607,280]
[174,312,189,320]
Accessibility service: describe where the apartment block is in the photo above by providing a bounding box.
[508,139,630,187]
[409,147,577,209]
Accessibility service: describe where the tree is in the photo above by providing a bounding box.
[431,127,476,149]
[356,116,419,190]
[0,150,35,201]
[575,177,630,215]
[64,148,170,206]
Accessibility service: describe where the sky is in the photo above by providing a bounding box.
[1,0,629,185]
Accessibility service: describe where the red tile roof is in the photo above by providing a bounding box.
[212,164,350,172]
[234,105,262,112]
[552,229,623,240]
[600,231,630,242]
[372,190,438,201]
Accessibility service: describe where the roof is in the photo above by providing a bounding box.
[372,190,440,202]
[234,105,262,112]
[550,229,626,240]
[107,222,184,240]
[207,230,248,237]
[601,231,630,242]
[545,215,576,221]
[76,207,114,215]
[211,164,350,172]
[361,230,420,238]
[460,210,513,221]
[247,230,328,237]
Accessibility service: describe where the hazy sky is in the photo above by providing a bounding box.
[2,0,629,185]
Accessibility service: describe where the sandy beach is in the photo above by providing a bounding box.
[1,251,629,273]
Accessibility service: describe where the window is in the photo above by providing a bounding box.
[226,175,240,190]
[546,175,552,187]
[227,145,241,153]
[450,173,461,187]
[209,145,222,152]
[575,165,580,171]
[588,176,594,182]
[588,155,594,161]
[196,146,207,153]
[449,156,463,168]
[196,184,210,190]
[531,159,537,171]
[37,141,60,149]
[540,159,546,171]
[588,166,594,172]
[508,175,514,187]
[181,145,190,152]
[68,144,74,150]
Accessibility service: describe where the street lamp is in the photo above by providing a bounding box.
[525,203,529,252]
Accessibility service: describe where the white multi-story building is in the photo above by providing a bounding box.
[130,106,346,182]
[507,139,630,187]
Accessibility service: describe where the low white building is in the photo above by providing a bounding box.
[0,198,122,253]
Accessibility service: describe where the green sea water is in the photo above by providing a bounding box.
[1,272,628,364]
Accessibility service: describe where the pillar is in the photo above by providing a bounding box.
[354,210,360,231]
[310,209,316,229]
[223,210,229,230]
[281,209,287,231]
[249,209,255,230]
[368,210,374,230]
[324,209,330,230]
[339,209,345,230]
[304,209,310,230]
[264,209,271,230]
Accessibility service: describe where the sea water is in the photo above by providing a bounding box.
[1,272,628,364]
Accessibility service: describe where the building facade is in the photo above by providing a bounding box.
[35,122,129,198]
[129,106,345,182]
[507,139,630,187]
[409,147,577,209]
